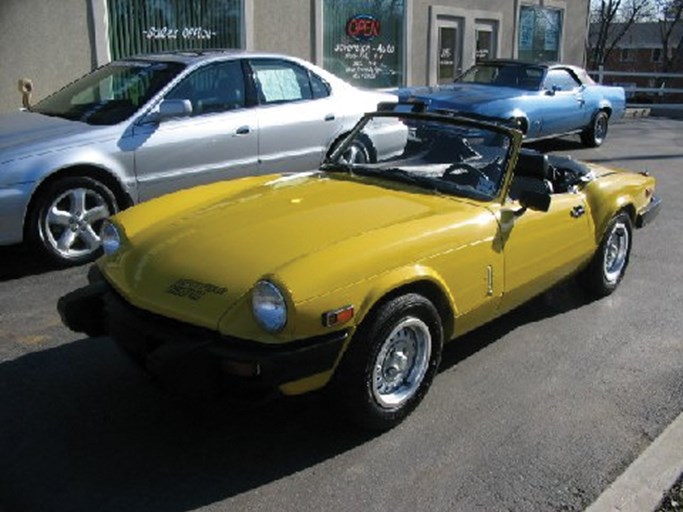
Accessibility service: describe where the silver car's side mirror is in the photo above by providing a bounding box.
[157,99,193,121]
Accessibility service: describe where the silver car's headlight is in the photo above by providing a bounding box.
[252,280,287,333]
[101,221,121,256]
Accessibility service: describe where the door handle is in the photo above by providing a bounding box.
[324,113,335,122]
[235,125,251,135]
[571,205,585,218]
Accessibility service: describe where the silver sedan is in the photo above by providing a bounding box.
[0,51,393,265]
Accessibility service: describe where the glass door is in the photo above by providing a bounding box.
[475,21,498,63]
[437,19,461,84]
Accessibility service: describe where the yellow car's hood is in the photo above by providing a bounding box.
[101,172,485,330]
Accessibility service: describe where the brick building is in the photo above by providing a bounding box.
[589,22,683,103]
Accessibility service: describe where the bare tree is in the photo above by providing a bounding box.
[589,0,655,66]
[655,0,683,74]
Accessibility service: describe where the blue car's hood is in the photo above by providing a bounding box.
[396,83,525,109]
[0,110,112,163]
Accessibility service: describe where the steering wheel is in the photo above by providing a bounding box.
[442,162,490,187]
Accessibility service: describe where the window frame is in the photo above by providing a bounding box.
[247,58,331,106]
[516,3,565,63]
[164,59,256,117]
[543,68,581,92]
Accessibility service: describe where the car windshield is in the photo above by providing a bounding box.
[32,60,185,125]
[457,63,545,90]
[324,112,514,202]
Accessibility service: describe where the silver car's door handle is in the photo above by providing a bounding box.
[571,205,586,218]
[235,125,251,135]
[324,113,335,121]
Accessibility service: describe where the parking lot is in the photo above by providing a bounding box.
[0,116,682,512]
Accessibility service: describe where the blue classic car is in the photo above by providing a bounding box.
[395,60,626,147]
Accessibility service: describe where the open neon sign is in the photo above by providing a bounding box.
[346,14,380,42]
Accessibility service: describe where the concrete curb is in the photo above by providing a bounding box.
[624,107,651,118]
[586,411,683,512]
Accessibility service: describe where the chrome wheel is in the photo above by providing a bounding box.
[340,141,369,164]
[372,317,431,409]
[594,113,608,145]
[582,111,609,147]
[603,220,630,284]
[42,187,112,260]
[578,212,632,297]
[330,293,443,430]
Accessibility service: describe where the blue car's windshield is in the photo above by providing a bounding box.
[457,63,545,90]
[32,60,185,125]
[325,113,514,202]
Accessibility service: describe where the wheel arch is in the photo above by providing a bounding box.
[357,271,456,342]
[24,164,133,237]
[325,131,377,162]
[590,197,636,244]
[596,102,613,118]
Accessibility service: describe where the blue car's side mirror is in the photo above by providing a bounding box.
[546,85,562,96]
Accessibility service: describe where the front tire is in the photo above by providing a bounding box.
[330,293,444,430]
[581,110,609,147]
[29,176,117,266]
[579,212,632,297]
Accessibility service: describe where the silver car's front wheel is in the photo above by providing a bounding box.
[31,176,117,266]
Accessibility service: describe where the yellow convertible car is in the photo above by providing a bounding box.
[58,106,661,430]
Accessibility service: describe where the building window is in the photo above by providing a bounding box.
[107,0,243,61]
[652,48,664,62]
[518,5,563,62]
[475,20,499,63]
[620,48,634,62]
[321,0,405,88]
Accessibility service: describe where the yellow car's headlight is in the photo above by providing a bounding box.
[251,280,287,333]
[101,220,121,256]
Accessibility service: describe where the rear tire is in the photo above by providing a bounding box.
[581,110,609,147]
[579,212,632,297]
[341,139,371,164]
[28,176,117,266]
[329,293,443,430]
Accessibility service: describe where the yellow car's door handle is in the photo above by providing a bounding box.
[571,205,586,218]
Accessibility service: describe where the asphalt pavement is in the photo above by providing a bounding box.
[0,116,682,511]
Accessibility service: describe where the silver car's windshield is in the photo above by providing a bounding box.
[325,113,514,202]
[32,60,185,125]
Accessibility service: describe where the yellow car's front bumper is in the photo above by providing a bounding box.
[58,266,349,399]
[636,195,662,228]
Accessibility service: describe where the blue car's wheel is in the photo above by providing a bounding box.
[581,110,609,147]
